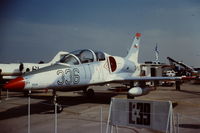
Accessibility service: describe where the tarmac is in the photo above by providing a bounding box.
[0,83,200,133]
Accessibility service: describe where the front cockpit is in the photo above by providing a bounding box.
[60,49,106,65]
[60,54,80,65]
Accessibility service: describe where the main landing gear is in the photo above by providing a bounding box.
[83,88,95,98]
[127,93,135,99]
[52,89,63,113]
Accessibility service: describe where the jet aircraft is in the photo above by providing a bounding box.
[4,33,185,112]
[167,56,198,76]
[0,51,68,85]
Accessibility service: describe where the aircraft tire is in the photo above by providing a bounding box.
[127,94,135,99]
[55,104,63,113]
[86,89,95,98]
[23,91,29,97]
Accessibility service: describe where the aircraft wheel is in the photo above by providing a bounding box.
[86,89,95,98]
[127,94,134,99]
[55,104,63,113]
[23,91,29,97]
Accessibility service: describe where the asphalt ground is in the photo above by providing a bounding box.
[0,83,200,133]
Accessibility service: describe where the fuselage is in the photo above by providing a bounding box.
[4,49,140,91]
[24,58,138,90]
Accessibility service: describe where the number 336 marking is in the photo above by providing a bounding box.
[57,68,80,85]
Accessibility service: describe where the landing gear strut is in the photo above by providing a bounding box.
[52,90,63,113]
[175,81,181,91]
[127,81,135,99]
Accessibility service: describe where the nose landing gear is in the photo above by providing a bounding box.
[52,90,63,113]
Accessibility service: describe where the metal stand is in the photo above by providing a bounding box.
[176,113,180,133]
[28,90,31,133]
[100,106,103,133]
[6,89,9,100]
[0,88,2,103]
[166,102,173,133]
[54,103,57,133]
[175,81,181,91]
[106,101,112,133]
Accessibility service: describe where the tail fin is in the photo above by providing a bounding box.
[49,51,69,64]
[125,33,141,64]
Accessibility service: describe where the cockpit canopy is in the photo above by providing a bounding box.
[60,49,105,65]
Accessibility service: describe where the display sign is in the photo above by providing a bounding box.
[108,98,173,132]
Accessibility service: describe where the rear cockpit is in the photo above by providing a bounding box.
[60,49,106,65]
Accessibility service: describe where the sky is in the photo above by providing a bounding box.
[0,0,200,67]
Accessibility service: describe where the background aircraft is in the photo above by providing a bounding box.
[0,51,68,85]
[167,56,198,76]
[4,33,185,112]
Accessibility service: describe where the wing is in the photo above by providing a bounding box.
[106,76,194,84]
[118,76,182,82]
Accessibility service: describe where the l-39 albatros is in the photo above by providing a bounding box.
[4,33,184,112]
[0,51,68,85]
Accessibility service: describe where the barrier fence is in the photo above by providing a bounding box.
[0,91,200,133]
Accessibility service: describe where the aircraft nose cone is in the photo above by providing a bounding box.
[4,77,25,91]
